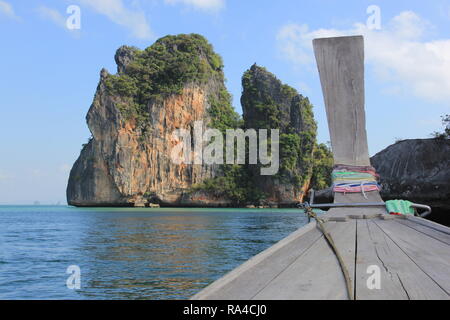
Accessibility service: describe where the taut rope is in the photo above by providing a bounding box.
[302,203,355,300]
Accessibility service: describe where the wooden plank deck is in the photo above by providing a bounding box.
[191,36,450,300]
[192,196,450,300]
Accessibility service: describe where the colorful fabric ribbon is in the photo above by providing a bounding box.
[331,164,381,195]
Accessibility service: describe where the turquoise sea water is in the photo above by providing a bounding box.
[0,206,311,299]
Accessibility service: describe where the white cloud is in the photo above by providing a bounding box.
[0,1,19,20]
[37,6,66,28]
[59,164,72,174]
[277,23,315,66]
[297,81,312,95]
[388,11,431,39]
[30,169,44,178]
[417,118,442,128]
[0,171,9,182]
[164,0,225,12]
[77,0,153,39]
[277,11,450,104]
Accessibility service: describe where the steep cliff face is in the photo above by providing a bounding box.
[371,138,450,212]
[67,35,328,207]
[67,34,238,206]
[241,65,318,204]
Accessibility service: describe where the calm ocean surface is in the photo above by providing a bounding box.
[0,206,312,299]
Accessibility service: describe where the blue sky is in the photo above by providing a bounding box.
[0,0,449,204]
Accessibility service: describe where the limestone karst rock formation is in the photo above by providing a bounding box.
[67,34,327,207]
[241,64,319,205]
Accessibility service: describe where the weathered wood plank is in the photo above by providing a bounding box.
[192,222,321,300]
[326,192,386,218]
[374,218,450,295]
[333,191,384,204]
[252,221,356,300]
[407,216,450,235]
[313,36,370,166]
[194,227,323,300]
[355,220,449,299]
[355,219,408,299]
[396,218,450,246]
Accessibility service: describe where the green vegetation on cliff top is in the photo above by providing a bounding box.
[195,65,333,204]
[104,34,332,204]
[243,65,317,187]
[431,114,450,139]
[310,143,333,190]
[104,33,240,129]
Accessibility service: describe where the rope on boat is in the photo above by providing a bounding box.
[302,203,355,300]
